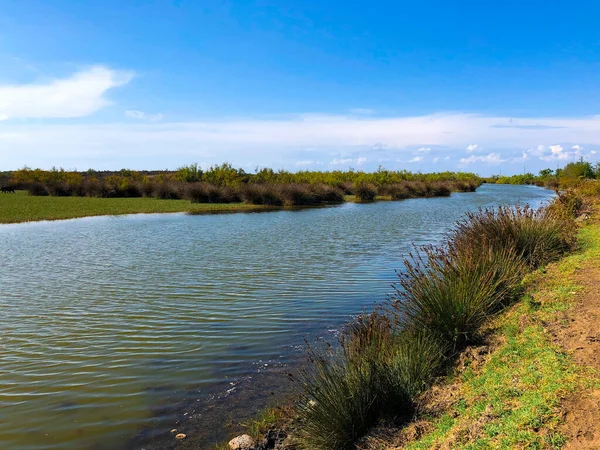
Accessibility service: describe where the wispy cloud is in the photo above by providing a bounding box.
[409,156,423,162]
[459,152,504,165]
[1,111,600,170]
[125,110,164,122]
[295,160,321,167]
[0,66,133,120]
[329,158,353,166]
[329,156,367,167]
[466,144,479,152]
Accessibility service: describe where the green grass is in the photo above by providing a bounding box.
[404,222,600,450]
[0,190,273,224]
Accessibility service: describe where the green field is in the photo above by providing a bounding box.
[0,191,273,224]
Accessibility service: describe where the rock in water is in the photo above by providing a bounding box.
[228,434,255,450]
[175,433,187,440]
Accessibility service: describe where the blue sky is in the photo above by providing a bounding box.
[1,0,599,175]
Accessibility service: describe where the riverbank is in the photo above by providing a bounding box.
[359,204,600,449]
[215,189,597,450]
[0,190,473,224]
[0,185,558,450]
[0,190,276,224]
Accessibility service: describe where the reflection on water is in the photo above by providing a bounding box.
[0,184,554,450]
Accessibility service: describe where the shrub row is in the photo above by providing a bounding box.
[12,165,483,188]
[295,196,581,449]
[25,179,480,205]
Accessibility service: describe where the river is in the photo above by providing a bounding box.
[0,184,554,449]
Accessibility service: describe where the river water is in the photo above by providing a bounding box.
[0,184,554,449]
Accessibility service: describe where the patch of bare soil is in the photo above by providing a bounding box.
[550,230,600,449]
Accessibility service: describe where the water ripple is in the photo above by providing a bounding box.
[0,185,554,450]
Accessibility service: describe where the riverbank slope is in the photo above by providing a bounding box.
[217,192,600,450]
[358,201,600,449]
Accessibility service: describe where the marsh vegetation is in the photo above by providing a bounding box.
[294,191,581,450]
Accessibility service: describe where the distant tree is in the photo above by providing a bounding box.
[562,158,594,179]
[539,168,554,178]
[175,163,202,182]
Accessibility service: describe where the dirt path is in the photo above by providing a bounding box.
[553,233,600,449]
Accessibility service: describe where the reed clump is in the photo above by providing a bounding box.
[295,195,580,450]
[354,182,377,202]
[451,204,576,268]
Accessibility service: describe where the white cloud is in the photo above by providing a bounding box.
[522,143,593,162]
[0,66,133,120]
[459,152,504,165]
[3,111,600,170]
[539,145,567,161]
[329,157,367,167]
[466,144,479,152]
[125,110,164,122]
[295,160,319,166]
[433,157,440,163]
[417,147,431,153]
[409,156,423,163]
[329,158,353,166]
[549,144,563,155]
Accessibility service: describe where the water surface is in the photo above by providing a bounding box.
[0,184,554,449]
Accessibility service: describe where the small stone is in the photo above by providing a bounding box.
[170,429,177,434]
[176,433,187,440]
[228,434,255,450]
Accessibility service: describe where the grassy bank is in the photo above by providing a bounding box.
[214,188,585,450]
[383,219,600,449]
[0,190,273,224]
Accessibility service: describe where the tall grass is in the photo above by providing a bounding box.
[395,245,525,349]
[354,182,377,202]
[451,205,576,268]
[296,316,443,450]
[295,195,579,450]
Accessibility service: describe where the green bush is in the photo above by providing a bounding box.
[241,184,283,206]
[451,205,576,268]
[28,182,49,196]
[354,182,377,202]
[395,245,524,349]
[152,182,184,200]
[297,313,444,450]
